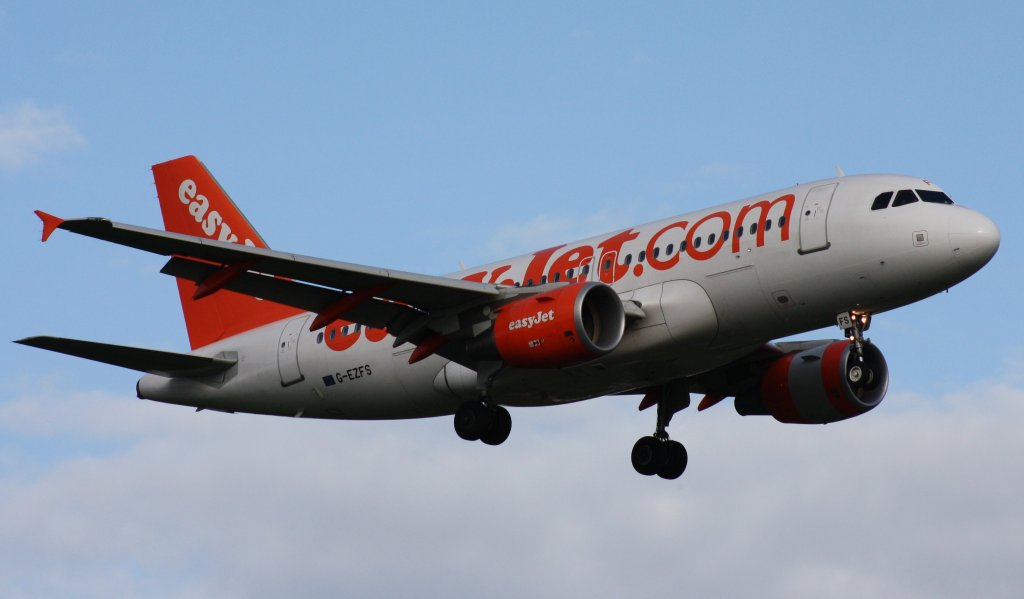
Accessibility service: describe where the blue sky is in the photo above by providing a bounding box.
[2,2,1022,597]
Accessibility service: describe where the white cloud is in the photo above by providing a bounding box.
[0,101,85,171]
[0,374,1022,598]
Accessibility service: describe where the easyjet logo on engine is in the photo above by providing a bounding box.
[508,309,556,331]
[178,179,256,246]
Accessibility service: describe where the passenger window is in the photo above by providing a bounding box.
[735,226,743,238]
[765,219,772,232]
[329,329,337,340]
[750,223,757,235]
[526,279,534,287]
[722,230,729,242]
[871,192,893,210]
[624,254,632,265]
[553,272,561,282]
[567,268,574,279]
[638,250,646,263]
[316,332,324,344]
[694,237,702,249]
[666,243,674,255]
[680,239,688,251]
[354,323,361,333]
[779,215,786,227]
[653,247,661,259]
[708,233,716,245]
[917,189,954,205]
[582,264,590,275]
[541,275,548,284]
[342,326,350,336]
[892,189,919,207]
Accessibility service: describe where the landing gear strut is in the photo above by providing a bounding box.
[839,311,871,358]
[631,380,689,479]
[838,311,877,390]
[454,400,512,446]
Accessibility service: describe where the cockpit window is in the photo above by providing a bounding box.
[872,192,893,211]
[917,189,954,205]
[892,189,919,207]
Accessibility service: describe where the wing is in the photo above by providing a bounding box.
[43,214,502,310]
[36,212,514,366]
[628,339,843,412]
[15,336,236,378]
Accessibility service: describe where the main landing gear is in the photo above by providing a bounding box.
[454,400,512,446]
[631,380,690,480]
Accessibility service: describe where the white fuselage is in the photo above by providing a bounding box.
[137,174,999,419]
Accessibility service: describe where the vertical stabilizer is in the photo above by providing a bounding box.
[152,156,301,349]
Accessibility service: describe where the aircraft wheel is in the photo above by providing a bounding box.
[658,440,688,480]
[481,405,512,446]
[631,436,666,476]
[454,401,492,441]
[848,364,865,385]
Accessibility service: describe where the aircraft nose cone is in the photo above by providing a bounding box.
[949,209,1000,273]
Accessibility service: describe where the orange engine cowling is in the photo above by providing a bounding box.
[736,341,889,424]
[471,282,625,368]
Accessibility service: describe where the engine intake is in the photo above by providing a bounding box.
[470,282,625,368]
[736,340,889,424]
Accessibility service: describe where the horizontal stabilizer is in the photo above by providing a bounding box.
[14,336,236,378]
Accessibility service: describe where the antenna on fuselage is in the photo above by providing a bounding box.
[835,165,846,177]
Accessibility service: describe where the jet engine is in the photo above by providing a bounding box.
[469,282,625,368]
[735,340,889,424]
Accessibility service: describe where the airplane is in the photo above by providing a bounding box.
[17,156,1000,479]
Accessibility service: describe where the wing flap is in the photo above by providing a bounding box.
[15,336,236,378]
[160,257,414,331]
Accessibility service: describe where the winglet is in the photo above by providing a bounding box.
[34,210,64,242]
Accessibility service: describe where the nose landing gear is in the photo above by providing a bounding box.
[838,310,877,392]
[631,380,690,480]
[838,311,871,356]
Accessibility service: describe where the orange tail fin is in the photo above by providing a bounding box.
[152,156,302,349]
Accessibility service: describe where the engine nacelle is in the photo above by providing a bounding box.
[736,341,889,424]
[470,282,625,368]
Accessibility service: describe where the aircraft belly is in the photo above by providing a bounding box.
[486,339,758,406]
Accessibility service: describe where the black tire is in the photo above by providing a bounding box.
[657,440,688,480]
[454,401,492,441]
[631,436,666,476]
[481,406,512,446]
